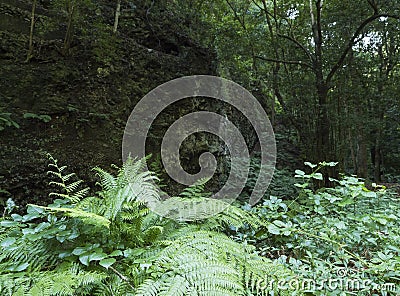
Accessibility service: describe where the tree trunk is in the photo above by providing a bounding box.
[373,109,384,182]
[64,0,76,55]
[349,129,357,174]
[315,85,330,161]
[310,0,339,186]
[373,136,382,182]
[26,0,37,62]
[315,84,337,186]
[357,127,368,179]
[113,0,122,34]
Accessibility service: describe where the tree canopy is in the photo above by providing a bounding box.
[182,0,400,182]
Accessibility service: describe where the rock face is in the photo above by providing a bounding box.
[0,0,219,206]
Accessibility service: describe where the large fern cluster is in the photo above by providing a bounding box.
[0,155,302,296]
[135,230,295,296]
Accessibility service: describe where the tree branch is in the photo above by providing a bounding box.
[225,0,246,30]
[277,33,315,64]
[255,56,313,69]
[251,0,263,11]
[326,13,400,84]
[272,83,304,134]
[367,0,378,14]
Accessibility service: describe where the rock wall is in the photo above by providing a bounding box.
[0,0,218,206]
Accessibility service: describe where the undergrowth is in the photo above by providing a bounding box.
[0,154,298,296]
[235,162,400,295]
[1,156,399,295]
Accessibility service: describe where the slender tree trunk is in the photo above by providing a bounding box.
[373,42,389,183]
[260,0,280,128]
[336,94,346,172]
[357,127,368,179]
[315,85,337,186]
[113,0,122,34]
[64,0,76,55]
[373,135,382,182]
[372,106,384,182]
[349,130,357,174]
[270,91,275,126]
[26,0,37,62]
[315,85,330,161]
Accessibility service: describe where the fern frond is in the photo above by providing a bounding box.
[65,180,84,193]
[135,278,162,296]
[93,274,135,296]
[69,187,90,202]
[93,158,159,222]
[0,235,59,273]
[202,203,261,231]
[24,262,107,296]
[134,229,295,296]
[48,181,66,188]
[75,196,103,214]
[142,226,163,244]
[28,204,111,228]
[178,177,211,199]
[46,154,88,204]
[158,275,189,296]
[93,167,117,191]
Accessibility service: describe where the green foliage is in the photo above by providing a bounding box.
[134,230,295,296]
[89,22,120,68]
[2,155,398,295]
[0,113,20,131]
[23,113,52,123]
[241,152,298,202]
[0,156,298,295]
[237,162,400,295]
[47,154,89,203]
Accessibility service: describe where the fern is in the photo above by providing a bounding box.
[155,178,238,221]
[178,177,212,198]
[93,157,160,222]
[133,230,297,296]
[93,274,135,296]
[28,204,111,228]
[157,177,261,231]
[47,154,89,204]
[201,202,261,231]
[0,156,304,296]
